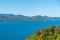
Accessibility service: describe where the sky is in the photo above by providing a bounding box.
[0,0,60,17]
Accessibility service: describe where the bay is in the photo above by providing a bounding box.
[0,21,60,40]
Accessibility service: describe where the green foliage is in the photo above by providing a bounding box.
[26,26,60,40]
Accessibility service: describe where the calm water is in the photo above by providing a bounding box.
[0,21,60,40]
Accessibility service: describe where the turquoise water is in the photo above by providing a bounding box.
[0,21,60,40]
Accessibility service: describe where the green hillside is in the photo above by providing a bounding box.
[26,26,60,40]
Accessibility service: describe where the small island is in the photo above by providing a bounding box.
[26,26,60,40]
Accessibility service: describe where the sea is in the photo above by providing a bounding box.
[0,21,60,40]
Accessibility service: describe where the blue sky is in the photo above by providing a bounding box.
[0,0,60,17]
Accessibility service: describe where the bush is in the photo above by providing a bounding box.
[26,26,60,40]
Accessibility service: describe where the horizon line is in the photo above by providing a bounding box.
[0,13,60,17]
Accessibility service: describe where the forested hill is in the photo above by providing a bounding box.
[0,14,60,21]
[26,26,60,40]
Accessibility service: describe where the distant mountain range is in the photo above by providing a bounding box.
[0,14,60,22]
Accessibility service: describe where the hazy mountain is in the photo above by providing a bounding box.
[0,14,60,22]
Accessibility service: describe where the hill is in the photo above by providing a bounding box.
[0,14,60,21]
[26,26,60,40]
